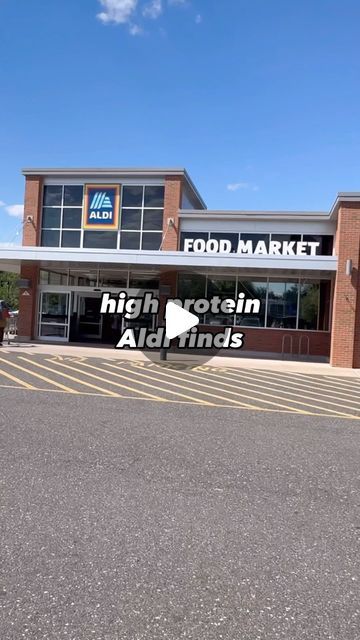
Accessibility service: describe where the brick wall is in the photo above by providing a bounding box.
[18,176,42,340]
[330,202,360,367]
[200,325,331,357]
[161,176,182,251]
[22,176,43,246]
[17,264,39,341]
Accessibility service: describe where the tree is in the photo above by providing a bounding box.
[0,272,19,309]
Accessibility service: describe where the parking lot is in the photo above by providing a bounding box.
[0,351,360,420]
[1,350,360,639]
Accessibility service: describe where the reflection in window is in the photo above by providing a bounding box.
[120,209,142,230]
[83,231,117,249]
[236,281,267,327]
[303,235,333,256]
[129,275,159,290]
[178,273,206,299]
[298,282,319,330]
[41,230,60,247]
[141,233,162,250]
[267,280,298,329]
[240,233,270,250]
[122,186,143,207]
[120,232,141,250]
[179,232,209,251]
[144,185,165,207]
[41,185,83,248]
[209,232,239,253]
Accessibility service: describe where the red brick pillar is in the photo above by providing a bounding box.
[17,264,39,341]
[161,176,182,251]
[330,202,360,367]
[22,176,43,246]
[18,176,43,340]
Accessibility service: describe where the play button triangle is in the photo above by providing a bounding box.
[165,302,199,340]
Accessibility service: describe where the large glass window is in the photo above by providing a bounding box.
[267,280,298,329]
[298,281,319,330]
[38,292,70,340]
[120,185,164,250]
[83,231,117,249]
[41,185,83,248]
[236,280,267,327]
[206,277,236,325]
[209,232,239,253]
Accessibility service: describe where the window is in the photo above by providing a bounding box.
[178,273,206,299]
[120,185,164,250]
[38,292,70,340]
[303,235,333,256]
[298,281,319,330]
[206,277,236,325]
[267,280,298,329]
[41,185,83,248]
[179,232,209,251]
[236,280,267,327]
[209,233,239,253]
[83,231,117,249]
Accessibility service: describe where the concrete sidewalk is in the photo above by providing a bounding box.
[1,339,360,378]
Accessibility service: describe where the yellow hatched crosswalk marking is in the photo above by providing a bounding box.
[71,359,212,405]
[103,362,276,410]
[188,367,358,418]
[0,359,37,389]
[45,358,171,402]
[0,356,79,394]
[147,364,312,414]
[202,367,360,412]
[239,368,360,401]
[18,356,118,396]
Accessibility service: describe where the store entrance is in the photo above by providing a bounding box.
[77,294,103,340]
[70,290,158,343]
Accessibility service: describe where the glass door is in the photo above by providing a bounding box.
[39,292,70,340]
[77,294,103,340]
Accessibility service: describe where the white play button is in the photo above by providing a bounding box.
[165,302,199,340]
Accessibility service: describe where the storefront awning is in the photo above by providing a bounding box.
[0,246,337,274]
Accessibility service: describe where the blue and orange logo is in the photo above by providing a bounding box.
[83,184,120,230]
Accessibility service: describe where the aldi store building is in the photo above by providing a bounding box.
[0,167,359,367]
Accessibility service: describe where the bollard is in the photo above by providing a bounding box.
[160,347,167,361]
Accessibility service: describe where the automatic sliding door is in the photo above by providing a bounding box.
[39,292,70,340]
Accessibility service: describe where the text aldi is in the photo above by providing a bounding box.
[83,184,120,230]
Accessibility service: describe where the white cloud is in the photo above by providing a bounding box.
[195,13,202,23]
[143,0,162,18]
[0,200,5,207]
[227,182,259,192]
[97,0,192,31]
[5,204,24,218]
[129,23,143,34]
[97,0,138,24]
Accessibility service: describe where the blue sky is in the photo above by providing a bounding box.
[1,0,360,245]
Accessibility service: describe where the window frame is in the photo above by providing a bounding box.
[40,183,165,251]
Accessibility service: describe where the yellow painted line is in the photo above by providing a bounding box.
[45,358,169,403]
[242,368,360,403]
[209,367,360,410]
[250,368,360,393]
[0,364,36,390]
[104,362,285,411]
[19,356,118,397]
[149,364,314,414]
[0,356,80,394]
[76,360,212,405]
[186,367,357,419]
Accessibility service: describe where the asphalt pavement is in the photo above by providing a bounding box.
[0,363,360,639]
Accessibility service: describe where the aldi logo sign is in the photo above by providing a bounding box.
[83,184,120,230]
